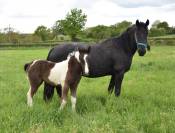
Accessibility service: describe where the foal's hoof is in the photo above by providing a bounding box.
[72,108,76,113]
[59,107,63,111]
[27,103,33,107]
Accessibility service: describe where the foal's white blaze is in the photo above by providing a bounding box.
[84,54,89,75]
[48,60,68,86]
[27,87,33,107]
[71,96,76,111]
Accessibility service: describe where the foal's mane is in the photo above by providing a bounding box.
[67,51,76,60]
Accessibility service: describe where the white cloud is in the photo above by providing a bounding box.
[0,0,174,33]
[111,0,175,8]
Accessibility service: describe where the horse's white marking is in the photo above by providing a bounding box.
[48,60,68,86]
[71,96,76,111]
[59,99,67,110]
[74,51,80,62]
[27,87,33,107]
[84,54,89,75]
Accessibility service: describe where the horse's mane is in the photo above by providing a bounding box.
[100,24,136,45]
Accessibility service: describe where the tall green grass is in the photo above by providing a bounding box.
[0,46,175,132]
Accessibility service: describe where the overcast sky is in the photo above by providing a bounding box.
[0,0,175,33]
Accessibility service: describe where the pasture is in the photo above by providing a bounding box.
[0,46,175,132]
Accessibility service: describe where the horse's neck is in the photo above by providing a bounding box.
[119,29,137,57]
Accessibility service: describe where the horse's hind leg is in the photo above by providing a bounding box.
[108,75,115,94]
[27,77,42,106]
[43,82,55,102]
[56,84,62,98]
[114,72,124,96]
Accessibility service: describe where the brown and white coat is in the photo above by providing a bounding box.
[24,47,90,111]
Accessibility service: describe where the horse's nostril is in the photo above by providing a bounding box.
[138,49,146,56]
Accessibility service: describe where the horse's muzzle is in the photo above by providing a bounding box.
[138,48,146,56]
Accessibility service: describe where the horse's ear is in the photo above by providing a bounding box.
[145,19,149,27]
[136,20,140,27]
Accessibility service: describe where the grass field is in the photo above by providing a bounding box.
[0,46,175,133]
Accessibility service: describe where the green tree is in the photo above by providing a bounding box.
[110,21,132,37]
[149,28,166,37]
[34,25,52,41]
[150,21,172,36]
[151,20,161,29]
[86,25,111,41]
[0,26,20,43]
[56,8,87,41]
[157,21,169,30]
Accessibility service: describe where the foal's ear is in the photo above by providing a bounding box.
[136,20,140,27]
[145,19,149,27]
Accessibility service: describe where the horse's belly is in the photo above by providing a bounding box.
[86,65,113,77]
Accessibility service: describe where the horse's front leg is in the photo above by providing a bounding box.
[114,72,124,96]
[108,75,115,94]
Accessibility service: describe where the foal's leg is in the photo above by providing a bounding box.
[27,77,42,106]
[27,86,33,106]
[70,83,78,111]
[59,82,69,110]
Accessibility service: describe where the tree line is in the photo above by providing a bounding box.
[0,8,175,44]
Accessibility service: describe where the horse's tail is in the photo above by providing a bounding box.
[24,62,32,72]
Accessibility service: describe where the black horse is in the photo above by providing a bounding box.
[43,19,150,101]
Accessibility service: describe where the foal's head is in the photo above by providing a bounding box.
[68,46,91,75]
[134,19,150,56]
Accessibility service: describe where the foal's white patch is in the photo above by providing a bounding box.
[48,60,68,86]
[84,54,89,75]
[71,96,76,111]
[27,87,33,107]
[30,60,38,67]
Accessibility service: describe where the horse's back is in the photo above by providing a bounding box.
[47,43,90,62]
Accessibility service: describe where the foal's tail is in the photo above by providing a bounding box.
[24,62,32,72]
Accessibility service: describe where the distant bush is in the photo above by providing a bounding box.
[149,28,166,37]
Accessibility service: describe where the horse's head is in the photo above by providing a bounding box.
[135,19,150,56]
[74,46,91,75]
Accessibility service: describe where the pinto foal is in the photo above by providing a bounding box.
[24,47,90,110]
